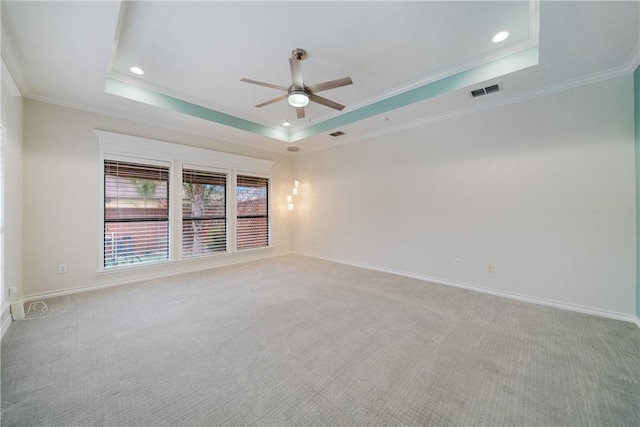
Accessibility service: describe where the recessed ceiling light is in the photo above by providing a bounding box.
[492,31,509,43]
[130,66,144,75]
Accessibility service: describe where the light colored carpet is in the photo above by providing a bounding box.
[2,254,639,426]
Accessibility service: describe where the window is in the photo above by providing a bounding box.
[236,175,269,250]
[97,130,273,271]
[104,160,169,268]
[182,168,227,257]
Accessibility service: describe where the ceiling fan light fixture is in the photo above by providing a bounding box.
[288,90,309,108]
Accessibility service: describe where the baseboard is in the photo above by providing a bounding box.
[19,250,640,329]
[1,302,12,339]
[23,249,294,303]
[296,251,640,327]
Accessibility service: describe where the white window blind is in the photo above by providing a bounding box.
[104,160,170,268]
[182,169,227,257]
[236,175,269,250]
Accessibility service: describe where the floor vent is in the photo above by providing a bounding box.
[471,83,501,98]
[329,131,346,137]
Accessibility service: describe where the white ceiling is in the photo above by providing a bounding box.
[2,1,639,155]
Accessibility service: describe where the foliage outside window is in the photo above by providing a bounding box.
[104,160,170,268]
[182,169,227,257]
[236,175,269,250]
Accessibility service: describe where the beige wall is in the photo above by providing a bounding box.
[2,59,24,333]
[16,75,639,320]
[294,75,636,317]
[22,99,294,297]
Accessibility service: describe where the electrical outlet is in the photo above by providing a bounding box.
[454,259,461,268]
[58,264,67,274]
[487,264,494,273]
[8,287,16,299]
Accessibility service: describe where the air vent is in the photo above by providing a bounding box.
[329,131,346,137]
[470,83,501,98]
[485,84,500,94]
[287,146,299,152]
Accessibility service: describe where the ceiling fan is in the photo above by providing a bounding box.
[241,48,353,119]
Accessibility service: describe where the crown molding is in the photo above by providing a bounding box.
[300,62,637,156]
[346,41,539,115]
[1,58,22,98]
[25,50,633,161]
[107,70,279,131]
[24,93,293,157]
[345,0,540,113]
[105,1,284,132]
[1,44,27,97]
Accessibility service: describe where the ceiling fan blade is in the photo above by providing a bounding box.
[240,78,288,92]
[296,107,305,119]
[309,93,345,111]
[306,77,353,93]
[289,58,304,88]
[254,94,288,108]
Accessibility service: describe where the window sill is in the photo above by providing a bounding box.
[236,245,274,253]
[97,258,174,276]
[96,246,273,276]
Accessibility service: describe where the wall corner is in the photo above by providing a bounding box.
[634,64,640,318]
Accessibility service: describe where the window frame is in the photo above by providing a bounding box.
[96,130,273,273]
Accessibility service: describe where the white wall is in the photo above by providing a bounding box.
[1,59,23,332]
[17,75,638,319]
[294,75,636,318]
[22,99,294,298]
